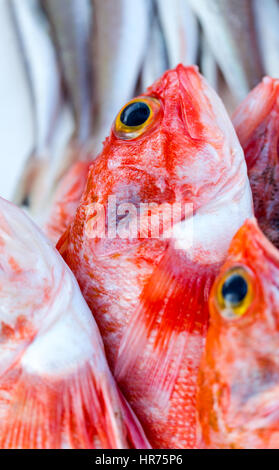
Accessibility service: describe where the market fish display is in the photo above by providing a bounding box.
[0,197,149,449]
[1,0,279,451]
[58,65,253,448]
[233,76,279,248]
[197,218,279,449]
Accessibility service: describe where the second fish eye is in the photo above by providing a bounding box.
[216,266,254,319]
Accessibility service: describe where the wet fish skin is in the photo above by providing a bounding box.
[0,196,150,449]
[58,65,253,448]
[198,218,279,449]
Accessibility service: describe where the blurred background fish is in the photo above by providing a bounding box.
[0,0,277,223]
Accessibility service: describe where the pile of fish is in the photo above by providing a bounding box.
[0,0,279,449]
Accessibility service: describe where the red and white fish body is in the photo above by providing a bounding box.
[59,65,253,447]
[0,197,149,449]
[198,218,279,449]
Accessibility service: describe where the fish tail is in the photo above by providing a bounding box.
[0,360,132,449]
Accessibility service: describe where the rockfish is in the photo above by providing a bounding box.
[0,197,149,449]
[58,65,253,447]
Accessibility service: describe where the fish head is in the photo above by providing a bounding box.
[233,76,279,155]
[85,65,247,208]
[75,65,251,263]
[198,218,279,448]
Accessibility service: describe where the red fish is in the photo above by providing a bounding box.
[58,65,253,448]
[233,77,279,248]
[45,160,91,244]
[197,218,279,449]
[0,197,149,449]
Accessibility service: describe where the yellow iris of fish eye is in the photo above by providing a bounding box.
[114,97,161,140]
[216,266,254,319]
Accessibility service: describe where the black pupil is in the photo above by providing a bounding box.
[120,102,150,127]
[221,274,248,306]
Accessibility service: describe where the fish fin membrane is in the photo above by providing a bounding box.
[115,245,217,406]
[118,391,151,449]
[56,224,71,255]
[0,359,142,449]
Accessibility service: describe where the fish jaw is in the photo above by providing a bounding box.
[0,197,149,449]
[198,219,279,449]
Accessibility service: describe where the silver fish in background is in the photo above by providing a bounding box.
[10,0,73,215]
[0,196,150,449]
[217,70,238,116]
[39,1,94,242]
[156,0,198,68]
[200,32,218,90]
[188,0,263,101]
[91,0,150,154]
[0,0,34,202]
[253,0,279,78]
[41,0,93,146]
[141,2,169,90]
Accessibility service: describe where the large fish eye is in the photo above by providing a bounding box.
[216,266,253,319]
[114,97,161,140]
[120,102,150,127]
[222,274,248,305]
